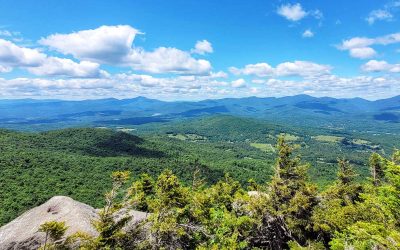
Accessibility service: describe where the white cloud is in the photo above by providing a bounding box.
[277,3,322,22]
[230,63,274,77]
[361,60,400,73]
[339,37,375,50]
[275,61,331,76]
[349,47,377,59]
[366,9,393,24]
[251,79,266,84]
[277,3,307,21]
[210,71,228,78]
[250,87,259,94]
[365,1,400,25]
[27,57,108,78]
[1,71,399,100]
[262,75,399,100]
[302,29,314,38]
[127,47,211,75]
[0,73,237,100]
[40,25,212,75]
[338,32,400,59]
[40,25,141,64]
[191,40,213,55]
[231,61,331,77]
[231,78,246,88]
[0,38,108,77]
[0,38,46,67]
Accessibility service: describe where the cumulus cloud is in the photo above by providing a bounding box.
[210,71,228,78]
[40,25,140,64]
[1,72,397,100]
[127,47,211,75]
[40,25,212,75]
[349,47,377,59]
[262,75,399,100]
[0,38,46,68]
[338,32,400,59]
[0,73,236,100]
[27,57,108,78]
[230,61,331,77]
[231,78,246,88]
[229,63,274,77]
[275,61,331,76]
[277,3,322,22]
[191,40,213,55]
[361,60,400,73]
[277,3,307,21]
[302,29,314,38]
[0,38,107,77]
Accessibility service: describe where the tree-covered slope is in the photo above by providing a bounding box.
[136,115,400,186]
[0,128,274,226]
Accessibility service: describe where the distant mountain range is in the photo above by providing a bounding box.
[0,95,399,131]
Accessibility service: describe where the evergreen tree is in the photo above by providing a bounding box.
[38,221,68,250]
[268,136,318,244]
[369,153,386,186]
[129,173,155,211]
[91,171,131,249]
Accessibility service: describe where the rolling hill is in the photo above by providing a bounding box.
[0,95,399,132]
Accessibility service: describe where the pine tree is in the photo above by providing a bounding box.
[369,152,386,186]
[92,171,131,248]
[268,136,318,244]
[336,158,362,205]
[38,221,68,250]
[129,173,155,211]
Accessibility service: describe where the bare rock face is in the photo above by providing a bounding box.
[0,196,98,250]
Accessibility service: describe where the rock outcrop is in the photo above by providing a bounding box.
[0,196,148,250]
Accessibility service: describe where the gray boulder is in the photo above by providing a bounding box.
[0,196,149,250]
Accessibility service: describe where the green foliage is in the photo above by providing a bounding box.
[38,221,68,249]
[330,222,400,250]
[91,171,131,249]
[39,221,68,241]
[269,136,318,243]
[369,152,386,186]
[2,126,400,249]
[0,128,274,226]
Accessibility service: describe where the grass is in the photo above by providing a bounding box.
[250,143,275,152]
[352,139,371,145]
[313,135,344,143]
[168,133,207,141]
[282,133,300,141]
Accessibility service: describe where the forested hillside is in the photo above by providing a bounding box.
[18,137,400,249]
[137,115,399,186]
[0,128,274,225]
[1,111,399,227]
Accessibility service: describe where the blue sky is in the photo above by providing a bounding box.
[0,0,399,100]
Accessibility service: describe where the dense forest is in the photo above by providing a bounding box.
[0,127,274,225]
[1,116,399,249]
[1,114,399,226]
[35,137,400,249]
